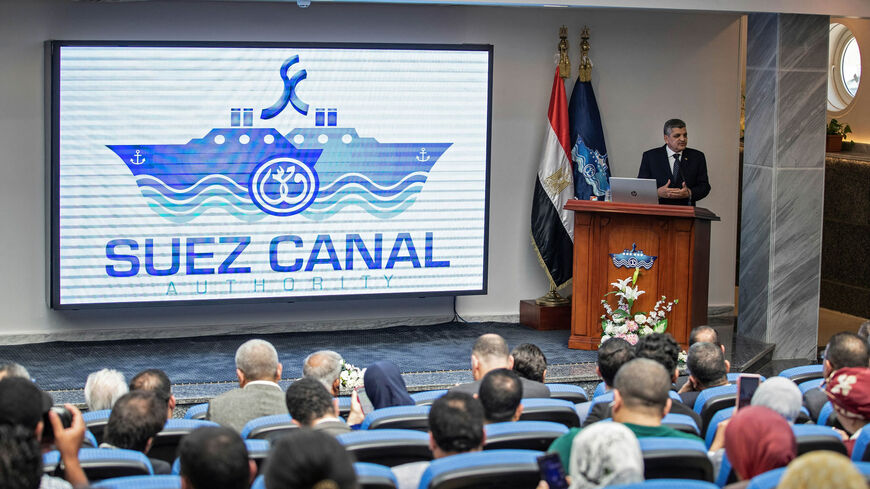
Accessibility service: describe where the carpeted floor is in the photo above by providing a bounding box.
[0,322,597,391]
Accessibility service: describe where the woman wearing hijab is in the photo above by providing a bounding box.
[777,451,865,489]
[362,361,415,411]
[722,405,796,489]
[568,421,644,489]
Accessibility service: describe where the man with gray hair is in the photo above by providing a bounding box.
[84,368,128,411]
[638,118,710,206]
[449,333,549,398]
[303,350,343,396]
[207,339,287,433]
[0,362,30,381]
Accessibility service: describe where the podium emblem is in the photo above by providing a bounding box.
[609,243,657,270]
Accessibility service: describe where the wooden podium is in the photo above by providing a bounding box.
[564,200,720,350]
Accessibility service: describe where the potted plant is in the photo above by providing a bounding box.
[827,119,852,152]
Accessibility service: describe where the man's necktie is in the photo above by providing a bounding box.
[672,153,683,187]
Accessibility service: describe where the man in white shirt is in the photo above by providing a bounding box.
[207,339,287,433]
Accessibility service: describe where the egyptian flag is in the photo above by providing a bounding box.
[569,78,611,200]
[531,68,574,289]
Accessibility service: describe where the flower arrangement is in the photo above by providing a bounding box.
[600,268,678,346]
[339,361,365,391]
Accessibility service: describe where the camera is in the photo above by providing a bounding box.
[41,406,72,444]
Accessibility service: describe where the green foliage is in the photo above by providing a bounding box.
[827,119,853,138]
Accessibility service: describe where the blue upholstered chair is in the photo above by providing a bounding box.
[148,419,220,463]
[778,364,824,384]
[483,420,568,451]
[241,414,296,440]
[92,475,181,489]
[83,409,112,444]
[518,398,580,428]
[792,424,847,455]
[816,401,837,426]
[546,384,588,403]
[593,381,607,398]
[361,405,431,431]
[704,407,734,448]
[417,449,542,489]
[336,429,432,466]
[410,390,448,406]
[693,384,737,435]
[75,448,154,481]
[609,480,719,489]
[639,437,714,482]
[354,462,399,489]
[182,403,208,420]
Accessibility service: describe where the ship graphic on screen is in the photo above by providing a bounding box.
[107,57,452,223]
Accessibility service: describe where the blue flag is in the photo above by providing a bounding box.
[568,80,611,200]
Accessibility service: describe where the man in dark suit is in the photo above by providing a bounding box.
[638,119,711,206]
[207,339,287,433]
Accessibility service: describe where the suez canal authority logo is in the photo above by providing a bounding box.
[97,55,456,288]
[107,55,453,222]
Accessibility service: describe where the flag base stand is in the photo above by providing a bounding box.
[535,287,570,306]
[519,296,571,331]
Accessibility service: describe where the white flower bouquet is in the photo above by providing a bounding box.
[339,361,365,391]
[600,268,678,346]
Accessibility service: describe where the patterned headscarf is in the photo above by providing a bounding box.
[568,422,644,489]
[825,367,870,420]
[724,405,796,480]
[777,451,865,489]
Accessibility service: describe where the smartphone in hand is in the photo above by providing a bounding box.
[537,453,569,489]
[736,374,762,410]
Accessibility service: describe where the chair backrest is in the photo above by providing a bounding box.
[83,429,99,448]
[83,409,113,444]
[336,429,432,467]
[241,414,297,440]
[852,428,870,461]
[182,403,209,420]
[607,480,720,489]
[792,424,848,456]
[714,451,737,487]
[854,461,870,479]
[92,475,182,489]
[251,475,265,489]
[337,396,352,417]
[518,398,580,428]
[593,381,607,398]
[693,384,737,435]
[78,448,155,481]
[661,413,700,437]
[778,364,824,384]
[170,438,271,475]
[745,467,787,489]
[816,401,837,427]
[417,449,542,489]
[362,405,431,431]
[726,373,767,384]
[354,462,399,489]
[410,390,448,406]
[703,407,734,448]
[798,379,823,395]
[148,419,220,463]
[483,421,569,451]
[638,437,713,482]
[546,384,588,403]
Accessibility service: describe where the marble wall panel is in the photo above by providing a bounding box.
[779,15,830,71]
[738,164,773,341]
[776,71,826,168]
[747,13,778,70]
[744,68,777,168]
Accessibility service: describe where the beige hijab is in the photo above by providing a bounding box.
[568,422,644,489]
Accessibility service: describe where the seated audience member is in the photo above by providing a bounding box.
[720,406,796,489]
[750,376,802,423]
[129,369,176,421]
[479,368,523,424]
[264,429,357,489]
[689,325,726,355]
[678,341,730,408]
[285,378,350,436]
[0,362,30,381]
[511,343,547,383]
[777,451,865,489]
[0,377,88,489]
[392,391,485,489]
[363,361,414,410]
[805,332,869,421]
[581,337,635,425]
[83,368,127,412]
[568,422,643,489]
[303,350,343,397]
[586,333,701,427]
[825,367,870,455]
[101,390,171,474]
[208,339,287,433]
[179,426,254,489]
[0,424,42,489]
[857,320,870,342]
[549,358,701,468]
[450,334,549,398]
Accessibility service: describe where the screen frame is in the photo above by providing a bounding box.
[48,40,492,309]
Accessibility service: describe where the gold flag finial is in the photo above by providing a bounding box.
[558,26,571,79]
[579,25,592,82]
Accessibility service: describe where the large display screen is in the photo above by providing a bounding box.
[50,42,491,308]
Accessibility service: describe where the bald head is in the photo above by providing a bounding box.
[826,332,870,371]
[614,358,671,416]
[689,326,720,347]
[471,334,511,379]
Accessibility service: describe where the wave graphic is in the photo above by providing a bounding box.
[319,171,429,194]
[303,195,418,221]
[139,185,264,224]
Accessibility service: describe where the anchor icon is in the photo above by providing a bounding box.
[130,150,146,165]
[416,148,430,162]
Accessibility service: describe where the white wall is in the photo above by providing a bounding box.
[0,0,741,341]
[830,17,870,142]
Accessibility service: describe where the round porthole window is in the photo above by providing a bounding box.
[828,23,862,112]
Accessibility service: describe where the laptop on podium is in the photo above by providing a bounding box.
[610,177,658,205]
